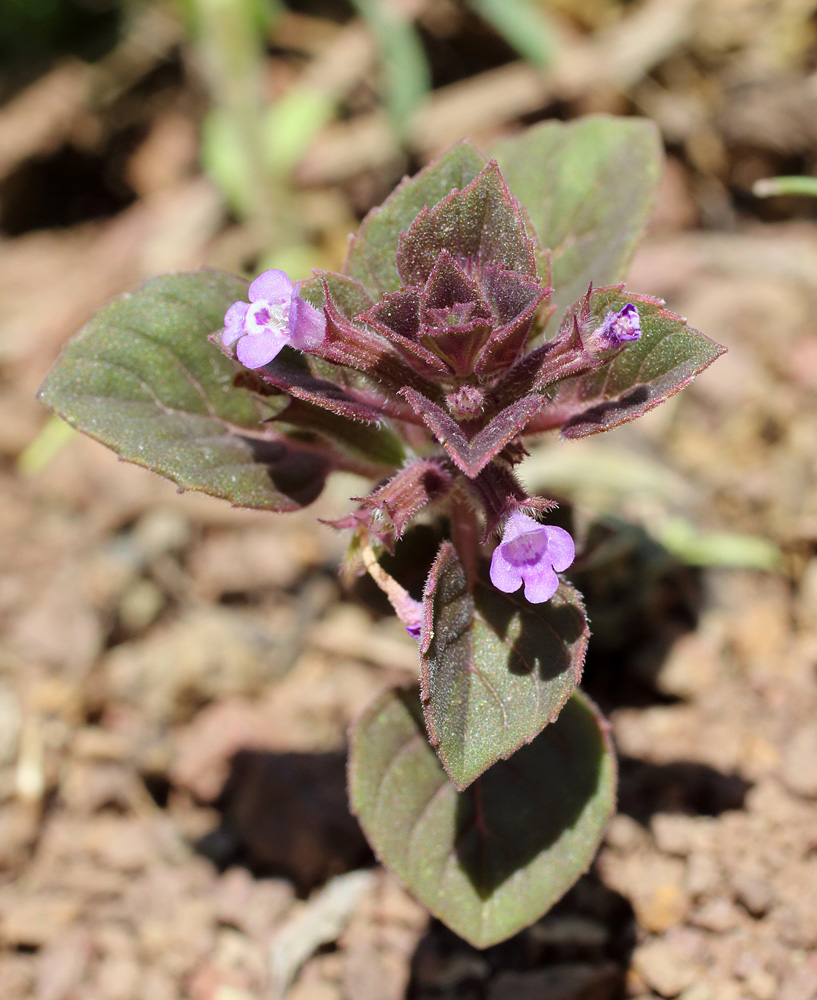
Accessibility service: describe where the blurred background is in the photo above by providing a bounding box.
[3,1,817,998]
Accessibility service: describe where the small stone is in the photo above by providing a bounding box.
[0,896,82,948]
[690,899,740,933]
[679,985,714,1000]
[745,970,777,1000]
[634,940,698,997]
[636,883,691,934]
[605,814,650,852]
[213,987,255,1000]
[781,725,817,799]
[685,851,722,898]
[652,815,713,857]
[732,871,774,917]
[778,957,817,1000]
[94,955,141,1000]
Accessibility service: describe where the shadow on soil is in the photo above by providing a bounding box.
[195,748,372,895]
[192,515,750,997]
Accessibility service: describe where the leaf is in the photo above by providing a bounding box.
[396,162,537,285]
[37,271,331,511]
[401,388,547,478]
[491,115,663,322]
[344,142,488,298]
[420,542,588,789]
[273,396,405,472]
[348,686,615,948]
[555,288,726,438]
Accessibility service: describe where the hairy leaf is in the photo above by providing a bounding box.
[349,686,615,948]
[420,542,588,789]
[491,115,663,322]
[554,288,726,438]
[396,162,537,285]
[38,271,331,511]
[402,388,546,478]
[344,141,488,297]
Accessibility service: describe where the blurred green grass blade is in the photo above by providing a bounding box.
[264,88,336,175]
[753,176,817,198]
[18,416,76,476]
[349,0,431,133]
[470,0,556,69]
[658,517,784,571]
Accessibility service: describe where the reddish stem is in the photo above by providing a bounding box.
[449,494,480,589]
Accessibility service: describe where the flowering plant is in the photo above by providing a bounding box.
[38,116,724,947]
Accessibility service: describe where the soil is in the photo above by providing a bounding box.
[2,3,817,999]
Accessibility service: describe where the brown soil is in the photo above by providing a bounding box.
[2,3,817,999]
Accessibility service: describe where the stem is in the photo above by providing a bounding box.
[360,539,423,630]
[449,494,480,589]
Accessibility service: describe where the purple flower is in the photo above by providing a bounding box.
[596,302,641,349]
[222,269,326,369]
[489,511,575,603]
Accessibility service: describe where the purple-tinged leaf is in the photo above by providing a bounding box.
[314,279,444,395]
[499,314,594,404]
[37,271,331,511]
[396,161,537,286]
[552,288,726,438]
[345,141,488,297]
[491,115,663,322]
[239,351,391,424]
[420,543,588,789]
[354,459,455,541]
[401,388,547,478]
[271,397,405,473]
[359,288,451,375]
[349,686,615,948]
[476,271,550,375]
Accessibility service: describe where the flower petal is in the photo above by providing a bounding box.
[544,525,575,573]
[521,564,559,603]
[236,330,288,368]
[222,301,249,346]
[501,510,542,545]
[489,549,523,593]
[288,295,327,350]
[248,269,293,304]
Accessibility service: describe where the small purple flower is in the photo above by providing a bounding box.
[222,269,326,369]
[596,302,641,349]
[489,511,575,604]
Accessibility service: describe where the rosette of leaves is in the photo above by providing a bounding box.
[38,115,725,947]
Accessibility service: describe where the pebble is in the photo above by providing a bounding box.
[685,852,722,898]
[604,814,650,852]
[690,899,740,933]
[636,883,691,934]
[634,940,698,998]
[781,725,817,799]
[652,815,713,857]
[745,969,777,1000]
[732,871,774,918]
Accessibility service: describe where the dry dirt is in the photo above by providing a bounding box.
[2,3,817,999]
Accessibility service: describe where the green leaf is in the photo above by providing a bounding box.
[396,162,536,284]
[37,271,331,511]
[491,115,663,322]
[420,542,589,789]
[556,287,726,438]
[349,686,616,948]
[344,141,488,298]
